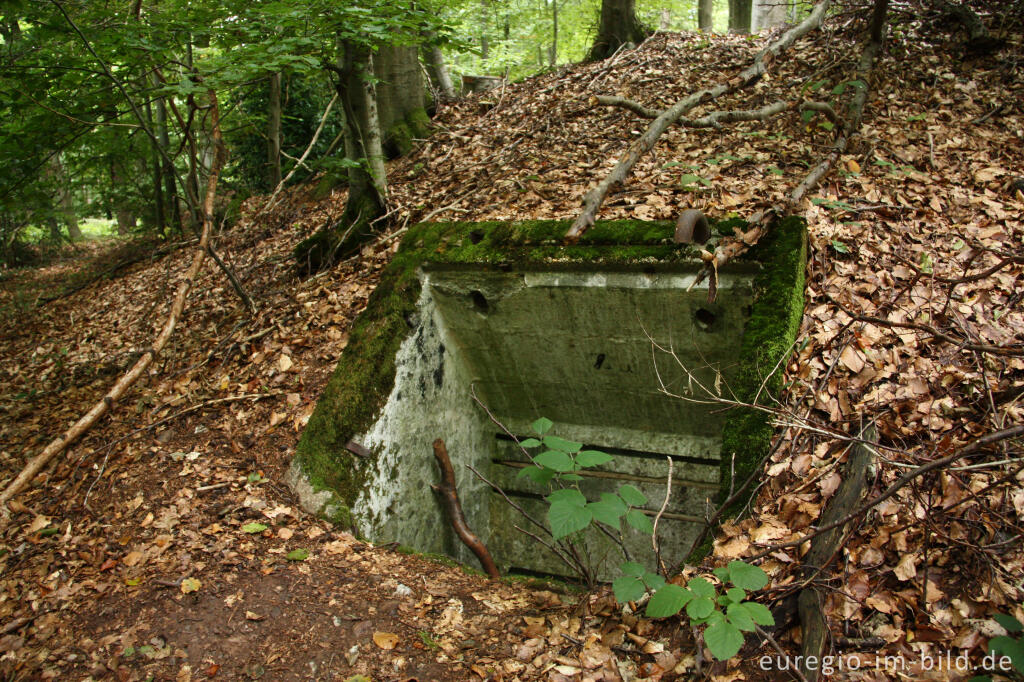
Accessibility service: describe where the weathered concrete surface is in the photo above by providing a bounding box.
[349,265,753,578]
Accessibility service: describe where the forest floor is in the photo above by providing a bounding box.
[1,14,1023,682]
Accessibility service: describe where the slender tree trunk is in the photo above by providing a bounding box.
[550,0,558,66]
[588,0,649,61]
[292,41,387,273]
[347,44,386,202]
[660,7,671,29]
[46,216,63,243]
[55,156,81,240]
[729,0,753,33]
[154,89,178,230]
[699,0,713,30]
[266,71,282,189]
[422,31,456,101]
[146,97,165,236]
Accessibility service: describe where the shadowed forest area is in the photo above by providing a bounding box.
[1,0,1023,680]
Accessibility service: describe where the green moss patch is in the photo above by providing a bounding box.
[717,216,807,519]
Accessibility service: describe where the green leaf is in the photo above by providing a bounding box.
[645,584,692,618]
[587,500,626,527]
[625,508,654,534]
[531,417,553,434]
[988,636,1024,673]
[725,587,746,603]
[831,239,850,254]
[241,522,268,534]
[713,566,730,582]
[286,548,310,561]
[686,596,715,620]
[543,435,582,453]
[726,603,756,632]
[645,573,666,591]
[613,575,645,603]
[818,121,835,131]
[740,601,775,626]
[704,621,744,660]
[801,109,814,124]
[561,473,583,482]
[546,488,586,507]
[520,466,557,485]
[620,561,645,577]
[575,450,613,467]
[548,501,592,539]
[993,613,1024,634]
[919,252,934,274]
[618,484,647,507]
[519,438,542,448]
[534,449,574,472]
[688,577,716,599]
[728,561,769,590]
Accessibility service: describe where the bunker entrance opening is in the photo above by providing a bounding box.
[352,265,756,579]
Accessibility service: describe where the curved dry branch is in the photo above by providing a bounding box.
[567,0,832,239]
[0,90,225,525]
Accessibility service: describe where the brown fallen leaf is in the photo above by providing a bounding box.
[373,631,400,650]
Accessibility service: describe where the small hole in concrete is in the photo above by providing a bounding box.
[469,230,484,244]
[470,290,489,314]
[594,353,606,369]
[694,307,716,330]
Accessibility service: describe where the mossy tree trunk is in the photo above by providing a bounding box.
[374,43,431,158]
[588,0,649,61]
[293,41,386,274]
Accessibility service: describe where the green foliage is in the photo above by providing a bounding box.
[517,418,651,543]
[644,561,774,661]
[970,613,1024,681]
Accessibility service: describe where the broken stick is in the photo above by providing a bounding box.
[431,438,501,580]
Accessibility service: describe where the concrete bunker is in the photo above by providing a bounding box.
[287,218,806,579]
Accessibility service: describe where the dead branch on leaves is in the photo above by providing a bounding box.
[0,90,226,526]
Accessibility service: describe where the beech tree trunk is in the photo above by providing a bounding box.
[293,41,387,274]
[374,43,430,157]
[266,71,283,189]
[422,31,456,101]
[588,0,649,61]
[699,0,713,30]
[729,0,752,33]
[753,0,788,31]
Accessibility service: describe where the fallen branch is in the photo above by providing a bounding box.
[567,0,831,239]
[260,92,339,215]
[0,89,225,525]
[431,439,501,580]
[797,425,876,682]
[829,295,1024,357]
[745,423,1024,563]
[697,0,887,297]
